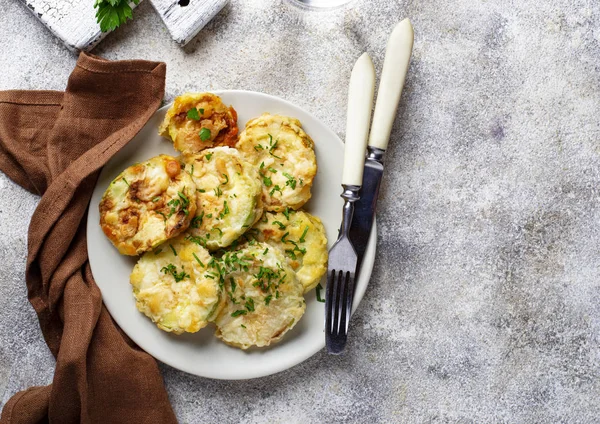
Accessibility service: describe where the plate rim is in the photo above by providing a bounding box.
[87,89,377,380]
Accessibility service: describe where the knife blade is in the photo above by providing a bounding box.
[349,18,414,273]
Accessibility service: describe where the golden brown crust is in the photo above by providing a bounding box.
[235,114,317,212]
[159,93,239,154]
[99,154,197,256]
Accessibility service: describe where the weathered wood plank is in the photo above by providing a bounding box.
[149,0,227,46]
[18,0,144,51]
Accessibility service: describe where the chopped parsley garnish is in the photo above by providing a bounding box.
[241,324,247,329]
[282,207,291,220]
[254,144,264,151]
[299,226,309,243]
[198,189,206,193]
[230,278,237,293]
[221,173,229,185]
[160,263,189,282]
[316,283,325,302]
[169,244,177,256]
[283,172,297,190]
[272,221,286,230]
[269,167,278,173]
[245,298,255,312]
[263,247,269,255]
[214,187,223,197]
[267,134,282,159]
[269,185,283,196]
[260,162,265,170]
[156,211,167,221]
[263,176,273,187]
[264,294,273,306]
[122,177,130,187]
[190,212,204,229]
[205,153,213,161]
[231,310,247,317]
[152,196,161,202]
[199,128,211,141]
[187,107,201,120]
[281,232,289,242]
[219,201,230,219]
[153,247,162,255]
[192,252,205,267]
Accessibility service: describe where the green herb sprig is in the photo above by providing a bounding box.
[94,0,140,33]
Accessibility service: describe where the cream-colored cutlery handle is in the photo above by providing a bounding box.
[368,18,414,150]
[342,52,375,186]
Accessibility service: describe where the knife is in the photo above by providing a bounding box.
[349,18,414,275]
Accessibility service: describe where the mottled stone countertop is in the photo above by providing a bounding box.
[1,0,599,422]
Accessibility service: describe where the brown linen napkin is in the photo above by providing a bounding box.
[0,53,177,424]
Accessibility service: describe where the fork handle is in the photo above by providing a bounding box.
[342,52,376,186]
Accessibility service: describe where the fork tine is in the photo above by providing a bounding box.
[325,269,334,334]
[336,271,347,334]
[332,270,345,335]
[343,272,355,334]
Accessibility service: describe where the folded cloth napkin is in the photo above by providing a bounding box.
[0,53,177,424]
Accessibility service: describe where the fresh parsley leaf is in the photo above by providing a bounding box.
[263,176,272,187]
[199,128,211,141]
[187,107,201,120]
[205,153,212,161]
[94,0,139,33]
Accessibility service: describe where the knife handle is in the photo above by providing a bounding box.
[368,18,414,151]
[342,52,375,186]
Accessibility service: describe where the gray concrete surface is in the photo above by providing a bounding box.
[1,0,600,422]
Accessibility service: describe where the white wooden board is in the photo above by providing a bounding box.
[149,0,227,46]
[19,0,225,51]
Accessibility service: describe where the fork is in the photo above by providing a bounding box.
[325,52,375,354]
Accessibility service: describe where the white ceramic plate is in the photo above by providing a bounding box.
[87,90,377,380]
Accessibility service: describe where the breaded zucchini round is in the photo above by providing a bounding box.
[235,114,317,212]
[130,234,222,334]
[99,155,197,256]
[159,93,238,154]
[214,242,306,349]
[183,147,263,250]
[253,210,328,293]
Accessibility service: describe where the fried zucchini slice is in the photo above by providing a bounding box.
[252,210,327,293]
[159,93,238,154]
[130,234,222,334]
[183,147,263,250]
[214,242,306,349]
[236,114,317,212]
[99,154,197,256]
